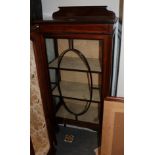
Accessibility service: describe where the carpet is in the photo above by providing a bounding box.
[55,125,98,155]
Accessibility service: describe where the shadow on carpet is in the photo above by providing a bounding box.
[55,126,98,155]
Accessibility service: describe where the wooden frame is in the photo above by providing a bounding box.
[100,97,124,155]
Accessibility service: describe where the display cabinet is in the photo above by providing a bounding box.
[31,6,117,147]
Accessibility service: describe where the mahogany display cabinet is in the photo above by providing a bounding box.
[31,6,117,147]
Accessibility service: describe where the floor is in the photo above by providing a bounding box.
[55,125,99,155]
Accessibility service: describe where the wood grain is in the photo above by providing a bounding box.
[101,99,124,155]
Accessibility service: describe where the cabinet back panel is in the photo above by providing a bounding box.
[58,39,100,85]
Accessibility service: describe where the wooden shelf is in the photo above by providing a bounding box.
[52,81,100,103]
[49,57,101,73]
[56,99,99,125]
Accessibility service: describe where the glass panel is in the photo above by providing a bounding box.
[45,38,60,107]
[45,38,103,154]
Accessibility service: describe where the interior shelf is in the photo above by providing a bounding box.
[56,99,99,124]
[49,57,101,73]
[52,81,101,103]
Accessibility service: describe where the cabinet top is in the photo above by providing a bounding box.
[31,6,117,35]
[51,6,117,24]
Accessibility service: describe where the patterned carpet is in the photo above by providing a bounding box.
[55,125,98,155]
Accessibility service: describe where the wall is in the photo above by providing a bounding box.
[41,0,120,19]
[117,0,124,97]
